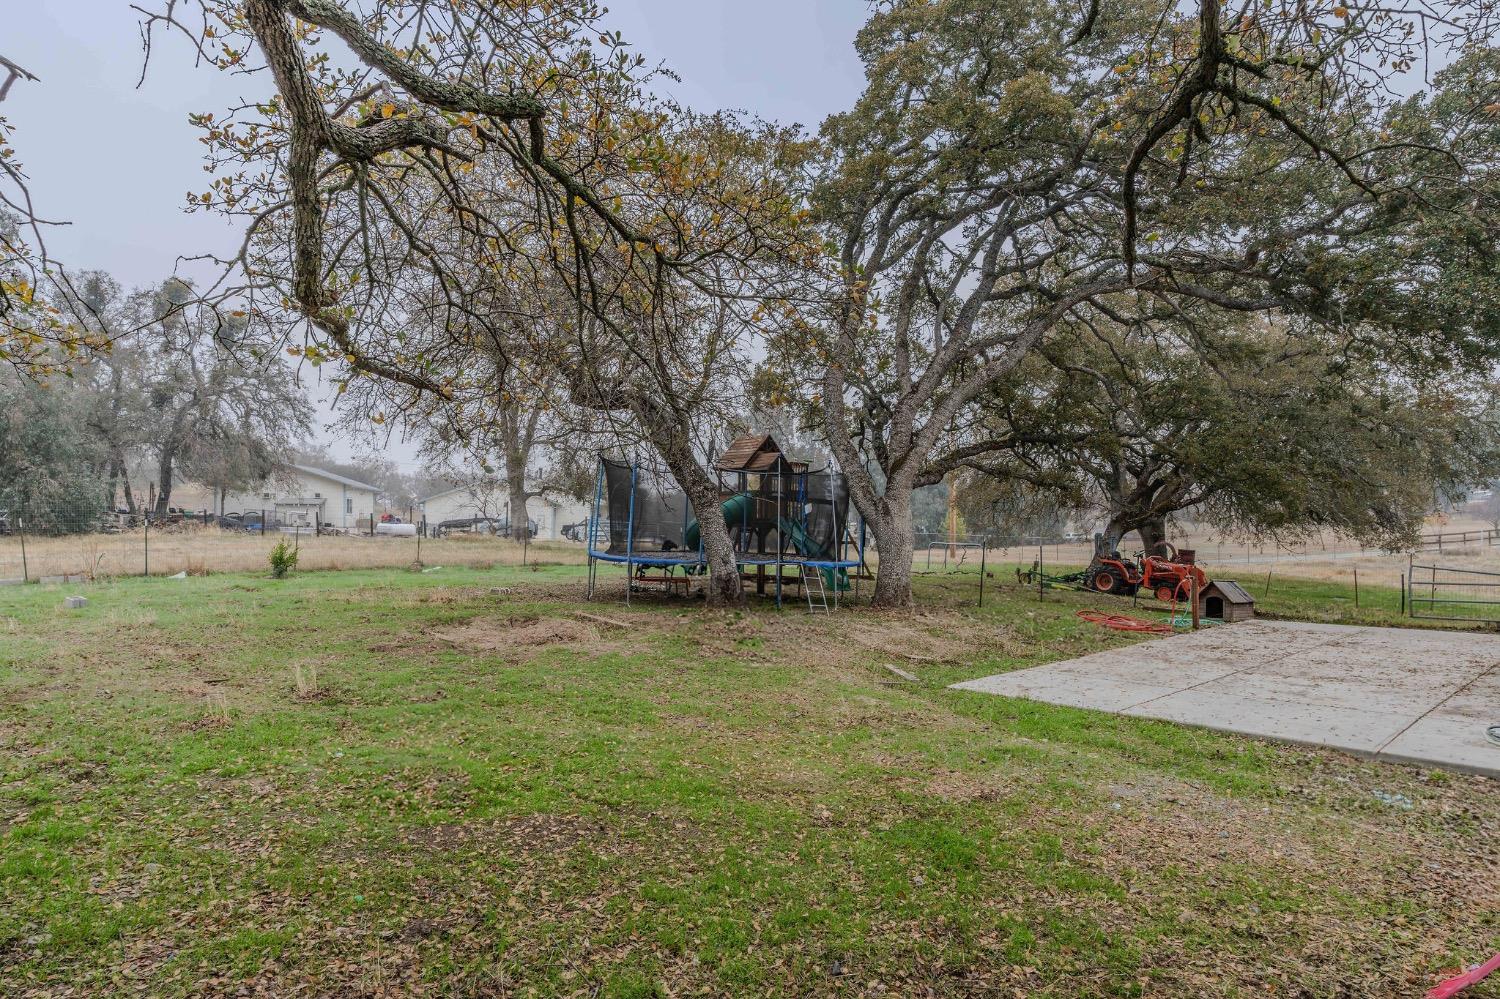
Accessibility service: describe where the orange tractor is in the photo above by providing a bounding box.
[1084,538,1208,601]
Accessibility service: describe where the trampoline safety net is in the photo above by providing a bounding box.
[595,457,851,561]
[600,458,694,555]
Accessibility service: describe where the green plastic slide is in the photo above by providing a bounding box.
[682,494,849,591]
[777,517,850,591]
[683,492,753,553]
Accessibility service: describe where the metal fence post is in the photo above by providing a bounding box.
[977,542,986,608]
[144,517,150,577]
[18,514,28,583]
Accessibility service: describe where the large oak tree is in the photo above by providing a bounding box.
[968,317,1500,552]
[798,0,1500,606]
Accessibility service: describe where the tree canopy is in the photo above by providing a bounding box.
[967,316,1500,552]
[785,0,1500,604]
[7,1,1500,607]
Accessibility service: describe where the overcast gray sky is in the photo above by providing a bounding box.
[8,1,868,468]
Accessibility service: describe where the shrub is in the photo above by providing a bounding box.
[268,539,298,578]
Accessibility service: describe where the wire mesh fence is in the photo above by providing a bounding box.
[8,494,1500,625]
[0,503,588,582]
[905,528,1500,621]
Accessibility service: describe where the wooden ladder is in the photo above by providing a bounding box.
[803,564,830,614]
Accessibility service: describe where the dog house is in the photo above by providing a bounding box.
[1200,580,1255,622]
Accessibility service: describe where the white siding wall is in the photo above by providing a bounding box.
[216,469,376,530]
[540,498,590,541]
[419,483,590,540]
[419,485,507,528]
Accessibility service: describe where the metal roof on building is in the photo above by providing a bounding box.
[289,464,382,493]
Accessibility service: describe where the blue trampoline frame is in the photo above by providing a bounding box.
[585,457,866,609]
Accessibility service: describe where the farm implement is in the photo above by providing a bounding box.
[1019,535,1208,602]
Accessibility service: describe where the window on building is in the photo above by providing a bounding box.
[345,498,353,514]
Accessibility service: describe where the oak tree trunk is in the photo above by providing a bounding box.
[120,466,137,518]
[1137,516,1169,555]
[681,473,744,607]
[868,488,916,609]
[1103,515,1130,553]
[106,460,122,514]
[631,398,744,608]
[154,449,175,518]
[507,479,530,542]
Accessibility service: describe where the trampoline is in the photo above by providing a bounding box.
[585,434,866,609]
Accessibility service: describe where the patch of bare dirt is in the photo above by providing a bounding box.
[747,606,1026,669]
[421,613,649,663]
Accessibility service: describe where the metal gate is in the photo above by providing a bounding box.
[1408,563,1500,622]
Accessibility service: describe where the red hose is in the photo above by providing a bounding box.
[1427,953,1500,999]
[1076,609,1175,634]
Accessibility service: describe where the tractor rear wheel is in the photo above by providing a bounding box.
[1092,570,1124,594]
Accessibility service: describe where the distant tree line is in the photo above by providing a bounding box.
[0,271,310,533]
[4,1,1500,603]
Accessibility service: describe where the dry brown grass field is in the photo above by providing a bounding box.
[0,527,590,581]
[961,514,1500,594]
[4,513,1496,590]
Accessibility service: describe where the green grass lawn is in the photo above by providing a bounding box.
[1,564,1496,997]
[1011,559,1500,631]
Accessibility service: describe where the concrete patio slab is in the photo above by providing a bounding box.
[954,672,1181,713]
[1380,715,1500,775]
[1126,687,1412,754]
[950,620,1500,777]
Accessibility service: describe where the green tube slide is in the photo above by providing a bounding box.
[683,494,849,591]
[683,492,754,553]
[777,517,850,591]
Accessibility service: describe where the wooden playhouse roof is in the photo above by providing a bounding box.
[713,434,792,473]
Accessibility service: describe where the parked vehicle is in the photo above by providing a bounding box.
[1085,540,1208,600]
[237,512,283,533]
[433,516,536,539]
[561,520,606,544]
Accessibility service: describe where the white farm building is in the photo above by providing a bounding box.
[210,464,380,531]
[418,480,589,541]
